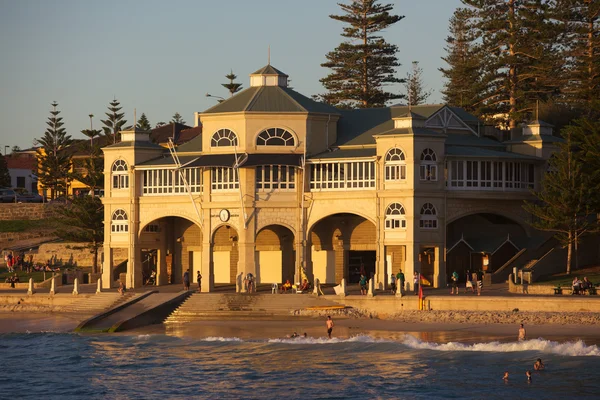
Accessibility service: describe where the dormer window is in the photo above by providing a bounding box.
[211,129,238,147]
[385,148,406,181]
[112,159,129,189]
[256,128,295,147]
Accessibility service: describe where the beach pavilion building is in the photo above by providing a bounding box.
[101,65,560,291]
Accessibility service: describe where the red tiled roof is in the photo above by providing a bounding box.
[151,122,191,145]
[6,154,37,170]
[178,126,202,145]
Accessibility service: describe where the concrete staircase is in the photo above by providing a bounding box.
[59,293,134,316]
[165,293,340,323]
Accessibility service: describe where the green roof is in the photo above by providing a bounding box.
[505,135,564,144]
[445,133,505,148]
[104,141,163,150]
[336,104,447,146]
[376,127,444,137]
[203,86,340,115]
[136,155,198,167]
[446,146,542,160]
[251,65,288,76]
[309,148,376,160]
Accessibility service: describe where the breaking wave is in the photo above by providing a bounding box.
[401,335,600,357]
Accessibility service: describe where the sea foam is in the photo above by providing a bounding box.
[268,334,394,345]
[201,336,243,342]
[401,335,600,357]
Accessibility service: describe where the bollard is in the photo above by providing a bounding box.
[396,279,403,297]
[72,278,79,296]
[341,278,347,296]
[50,276,56,296]
[27,278,34,296]
[96,278,102,294]
[367,278,374,297]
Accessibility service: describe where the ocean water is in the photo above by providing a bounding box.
[1,329,599,399]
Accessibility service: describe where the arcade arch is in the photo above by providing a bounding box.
[308,213,377,284]
[255,225,295,284]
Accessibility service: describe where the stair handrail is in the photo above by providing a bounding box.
[493,248,527,277]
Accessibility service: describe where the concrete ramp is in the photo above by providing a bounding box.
[75,291,191,333]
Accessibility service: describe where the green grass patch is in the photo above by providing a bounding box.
[1,270,52,283]
[0,219,59,233]
[534,266,600,287]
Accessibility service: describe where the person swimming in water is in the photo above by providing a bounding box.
[289,332,299,338]
[503,371,509,382]
[534,358,544,370]
[526,370,532,382]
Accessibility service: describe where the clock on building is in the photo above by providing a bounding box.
[219,209,230,222]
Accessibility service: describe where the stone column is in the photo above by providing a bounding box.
[73,278,79,295]
[102,247,113,289]
[434,246,443,289]
[201,238,214,293]
[396,277,403,297]
[96,278,102,294]
[27,278,34,296]
[404,243,418,292]
[237,242,256,282]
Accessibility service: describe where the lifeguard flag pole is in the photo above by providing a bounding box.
[418,273,424,310]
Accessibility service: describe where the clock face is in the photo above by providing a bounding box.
[219,209,230,222]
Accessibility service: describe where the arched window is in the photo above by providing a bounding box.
[112,159,129,189]
[211,129,238,147]
[419,203,438,229]
[385,148,406,181]
[256,128,295,146]
[111,209,128,233]
[385,202,406,230]
[420,148,438,181]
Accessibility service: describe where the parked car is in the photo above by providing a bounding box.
[13,188,43,203]
[0,188,17,203]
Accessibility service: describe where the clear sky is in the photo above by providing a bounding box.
[0,0,463,150]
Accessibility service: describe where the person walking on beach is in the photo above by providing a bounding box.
[183,269,190,291]
[326,316,334,339]
[518,324,526,341]
[197,271,202,292]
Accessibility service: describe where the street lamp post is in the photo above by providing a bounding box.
[205,93,226,102]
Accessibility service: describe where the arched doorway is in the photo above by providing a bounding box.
[255,225,295,284]
[309,213,377,284]
[212,225,239,284]
[446,213,526,282]
[139,217,202,286]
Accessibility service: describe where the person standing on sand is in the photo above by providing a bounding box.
[197,271,202,292]
[518,324,526,341]
[183,269,190,291]
[326,316,334,339]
